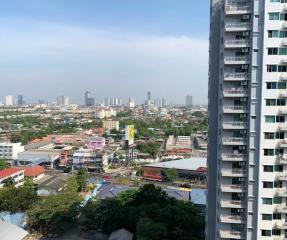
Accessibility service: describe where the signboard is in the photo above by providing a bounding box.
[125,125,135,145]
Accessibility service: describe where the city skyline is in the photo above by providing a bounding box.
[0,0,209,105]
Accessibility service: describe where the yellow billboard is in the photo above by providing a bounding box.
[125,125,135,145]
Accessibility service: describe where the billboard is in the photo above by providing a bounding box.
[125,125,135,145]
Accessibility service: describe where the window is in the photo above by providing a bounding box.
[272,229,281,236]
[262,230,271,237]
[266,82,277,89]
[274,165,283,172]
[268,48,278,55]
[267,65,277,72]
[263,165,273,172]
[263,182,273,188]
[274,181,282,188]
[262,214,272,220]
[269,13,280,20]
[268,30,279,38]
[265,99,285,106]
[264,149,274,156]
[273,213,281,220]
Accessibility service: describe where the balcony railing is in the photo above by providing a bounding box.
[222,137,246,145]
[225,22,251,31]
[224,73,249,81]
[222,169,246,177]
[223,105,248,112]
[222,153,246,161]
[280,90,287,98]
[223,89,248,97]
[279,140,287,148]
[224,56,249,64]
[222,122,247,129]
[225,39,250,48]
[225,5,251,13]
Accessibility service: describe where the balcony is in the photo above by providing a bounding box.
[277,173,287,181]
[223,89,248,98]
[222,122,247,130]
[225,5,251,15]
[225,39,250,48]
[279,140,287,148]
[221,184,245,193]
[222,169,246,177]
[279,108,287,115]
[279,124,287,131]
[221,200,245,208]
[276,205,287,213]
[223,105,248,114]
[281,58,287,65]
[280,73,287,81]
[281,39,287,46]
[224,56,249,65]
[221,215,243,224]
[225,22,251,31]
[276,189,287,197]
[220,230,245,239]
[274,222,287,230]
[278,155,287,164]
[282,22,287,29]
[279,90,287,98]
[224,73,249,81]
[221,153,246,162]
[222,137,246,145]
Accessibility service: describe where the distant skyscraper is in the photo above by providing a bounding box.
[147,91,151,101]
[5,96,14,106]
[185,95,193,108]
[85,91,95,106]
[154,98,162,107]
[161,97,166,107]
[17,95,24,106]
[57,96,69,106]
[128,97,135,108]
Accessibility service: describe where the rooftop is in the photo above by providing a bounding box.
[145,158,206,171]
[0,168,23,179]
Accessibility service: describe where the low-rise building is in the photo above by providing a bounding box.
[103,120,119,131]
[0,168,24,188]
[86,137,106,150]
[0,142,24,160]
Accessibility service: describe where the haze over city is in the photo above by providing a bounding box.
[0,0,209,105]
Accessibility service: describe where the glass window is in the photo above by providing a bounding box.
[264,149,274,156]
[262,198,272,205]
[274,165,283,172]
[263,182,273,188]
[263,165,273,172]
[269,13,280,20]
[265,116,275,123]
[262,214,272,220]
[261,230,271,236]
[273,213,281,220]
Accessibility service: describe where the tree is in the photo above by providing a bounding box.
[27,193,81,236]
[163,168,178,182]
[0,159,8,170]
[66,176,79,193]
[77,168,88,191]
[80,184,204,240]
[3,177,15,187]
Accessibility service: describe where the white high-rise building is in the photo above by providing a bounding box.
[57,96,69,106]
[208,1,287,239]
[4,96,14,106]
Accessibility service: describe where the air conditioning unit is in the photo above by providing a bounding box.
[243,31,250,37]
[241,97,248,101]
[242,15,250,20]
[239,146,246,150]
[242,65,248,70]
[241,81,248,86]
[240,114,247,118]
[242,48,249,53]
[239,177,245,182]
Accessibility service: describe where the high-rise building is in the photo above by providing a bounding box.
[17,95,24,106]
[57,96,69,106]
[4,96,14,106]
[85,91,95,106]
[207,1,286,239]
[185,95,193,108]
[162,97,166,107]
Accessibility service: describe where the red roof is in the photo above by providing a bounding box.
[0,168,22,179]
[22,165,45,177]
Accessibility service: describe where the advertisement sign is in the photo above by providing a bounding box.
[125,125,135,145]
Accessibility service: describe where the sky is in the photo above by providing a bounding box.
[0,0,210,105]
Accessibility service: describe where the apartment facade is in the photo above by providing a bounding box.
[0,142,25,160]
[208,0,287,239]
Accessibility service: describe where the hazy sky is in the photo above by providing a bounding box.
[0,0,209,105]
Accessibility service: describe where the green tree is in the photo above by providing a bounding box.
[0,159,8,170]
[77,168,88,191]
[66,176,79,193]
[27,193,81,236]
[163,168,178,182]
[3,177,15,187]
